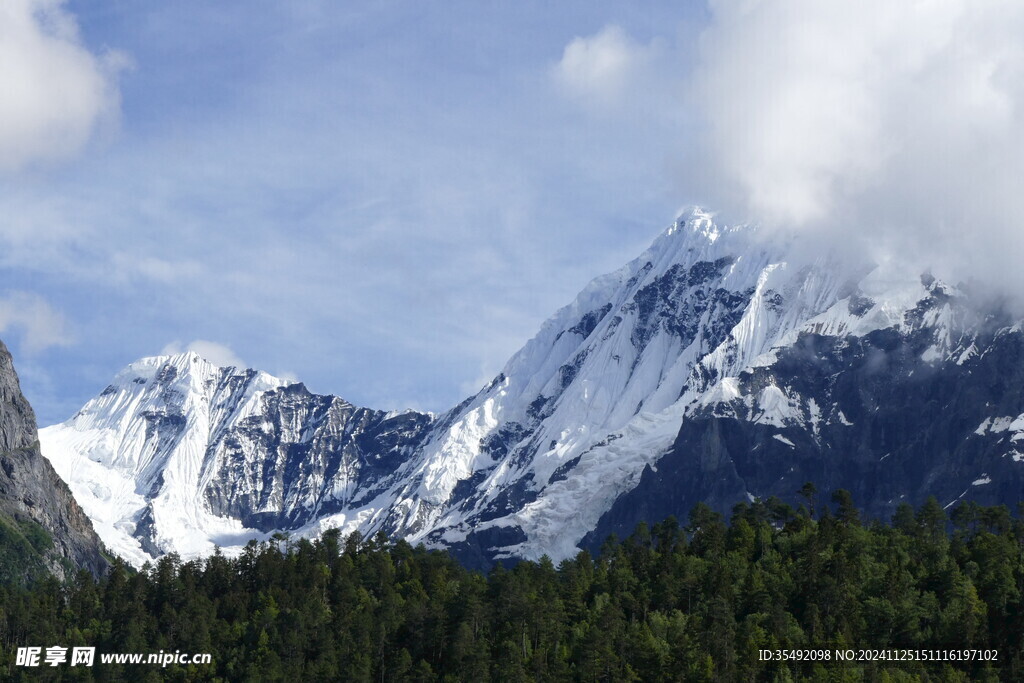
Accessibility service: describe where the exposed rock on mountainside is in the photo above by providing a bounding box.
[0,340,108,583]
[39,208,1024,569]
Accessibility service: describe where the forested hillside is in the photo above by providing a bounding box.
[1,491,1021,681]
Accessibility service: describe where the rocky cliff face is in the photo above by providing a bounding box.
[584,288,1024,546]
[0,340,108,582]
[39,353,435,565]
[38,208,1024,570]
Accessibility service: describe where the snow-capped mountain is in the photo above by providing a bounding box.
[40,355,431,565]
[39,208,1024,567]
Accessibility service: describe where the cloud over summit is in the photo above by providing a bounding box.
[691,0,1024,293]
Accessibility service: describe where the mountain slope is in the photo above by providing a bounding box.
[0,340,108,583]
[39,208,1024,568]
[40,353,432,565]
[584,287,1022,545]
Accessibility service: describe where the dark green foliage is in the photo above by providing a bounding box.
[0,513,52,586]
[0,491,1022,680]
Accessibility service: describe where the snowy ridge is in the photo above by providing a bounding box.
[39,207,996,567]
[41,353,292,564]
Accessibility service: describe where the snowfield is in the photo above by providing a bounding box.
[39,208,988,567]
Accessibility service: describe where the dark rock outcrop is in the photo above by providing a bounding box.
[585,320,1024,548]
[0,340,108,583]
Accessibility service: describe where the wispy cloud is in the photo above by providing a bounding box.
[160,339,245,369]
[2,2,704,424]
[0,291,73,354]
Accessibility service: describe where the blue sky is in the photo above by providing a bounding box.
[1,1,709,424]
[6,1,1024,425]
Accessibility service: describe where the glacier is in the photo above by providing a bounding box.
[39,208,1024,567]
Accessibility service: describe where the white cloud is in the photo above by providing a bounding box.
[0,0,124,171]
[275,370,300,385]
[691,0,1024,296]
[160,339,246,369]
[0,291,73,353]
[553,25,662,107]
[110,253,205,284]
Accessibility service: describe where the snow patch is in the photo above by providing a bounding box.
[956,343,978,365]
[752,385,801,428]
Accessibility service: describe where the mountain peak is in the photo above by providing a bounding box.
[118,350,215,380]
[40,208,1024,571]
[669,204,715,231]
[115,351,290,395]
